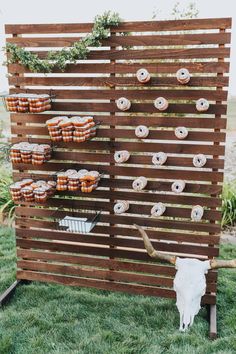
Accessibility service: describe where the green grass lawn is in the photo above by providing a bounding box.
[0,227,236,354]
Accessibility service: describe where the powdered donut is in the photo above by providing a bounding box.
[175,126,188,140]
[154,97,169,111]
[136,68,151,83]
[135,125,149,138]
[176,68,190,84]
[114,201,129,214]
[114,150,130,163]
[191,205,204,221]
[193,154,207,168]
[132,176,147,191]
[151,203,166,217]
[116,97,131,111]
[152,152,167,166]
[171,180,186,194]
[196,98,209,112]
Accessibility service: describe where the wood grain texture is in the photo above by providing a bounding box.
[6,18,232,303]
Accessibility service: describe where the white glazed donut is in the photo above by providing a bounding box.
[176,68,190,84]
[171,180,186,194]
[196,98,209,112]
[154,97,169,111]
[114,201,129,214]
[114,150,130,163]
[191,205,204,221]
[193,154,207,168]
[175,126,188,140]
[135,125,149,138]
[136,68,151,83]
[152,152,167,166]
[151,203,166,217]
[116,97,131,111]
[132,176,147,191]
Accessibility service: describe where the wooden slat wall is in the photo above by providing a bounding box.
[5,17,232,304]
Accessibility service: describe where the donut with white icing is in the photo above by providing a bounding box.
[176,68,190,84]
[116,97,131,111]
[154,97,169,111]
[152,152,167,166]
[114,201,129,214]
[175,126,188,140]
[191,205,204,221]
[132,176,147,191]
[151,203,166,217]
[135,125,149,138]
[196,98,209,112]
[193,154,207,168]
[171,180,186,194]
[114,150,130,163]
[136,68,151,83]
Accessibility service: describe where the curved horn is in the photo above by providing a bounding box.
[134,224,176,265]
[210,259,236,269]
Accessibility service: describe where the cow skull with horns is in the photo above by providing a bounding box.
[134,224,236,331]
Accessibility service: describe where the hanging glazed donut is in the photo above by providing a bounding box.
[193,154,207,168]
[151,202,166,217]
[196,98,209,112]
[191,205,204,221]
[152,152,167,166]
[132,176,148,191]
[116,97,131,111]
[114,201,129,214]
[136,68,151,83]
[176,68,191,84]
[154,97,169,111]
[175,126,188,140]
[135,125,149,138]
[114,150,130,163]
[171,180,186,194]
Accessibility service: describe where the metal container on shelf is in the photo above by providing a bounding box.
[56,210,101,234]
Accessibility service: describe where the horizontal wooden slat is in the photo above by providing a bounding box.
[9,88,229,101]
[15,215,220,243]
[9,75,229,88]
[11,151,224,169]
[11,125,226,142]
[19,47,230,60]
[16,270,216,304]
[15,226,218,257]
[5,18,231,34]
[6,32,231,47]
[16,249,218,281]
[10,113,227,130]
[11,161,224,183]
[16,235,219,260]
[8,62,230,74]
[17,260,216,292]
[10,138,225,155]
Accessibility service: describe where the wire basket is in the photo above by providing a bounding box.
[56,210,101,234]
[1,92,56,113]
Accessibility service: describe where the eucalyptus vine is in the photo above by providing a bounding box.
[5,11,122,73]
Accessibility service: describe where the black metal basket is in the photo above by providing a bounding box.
[56,210,101,234]
[1,92,56,113]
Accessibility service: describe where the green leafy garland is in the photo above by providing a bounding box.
[5,11,122,73]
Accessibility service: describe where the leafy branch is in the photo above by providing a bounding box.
[5,11,122,73]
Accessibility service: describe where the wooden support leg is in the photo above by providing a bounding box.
[209,304,217,339]
[0,280,30,307]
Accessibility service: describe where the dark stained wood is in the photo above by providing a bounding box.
[5,18,232,34]
[6,32,231,48]
[6,18,231,305]
[8,62,230,74]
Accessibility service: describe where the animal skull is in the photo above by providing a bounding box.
[174,258,210,331]
[134,224,236,331]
